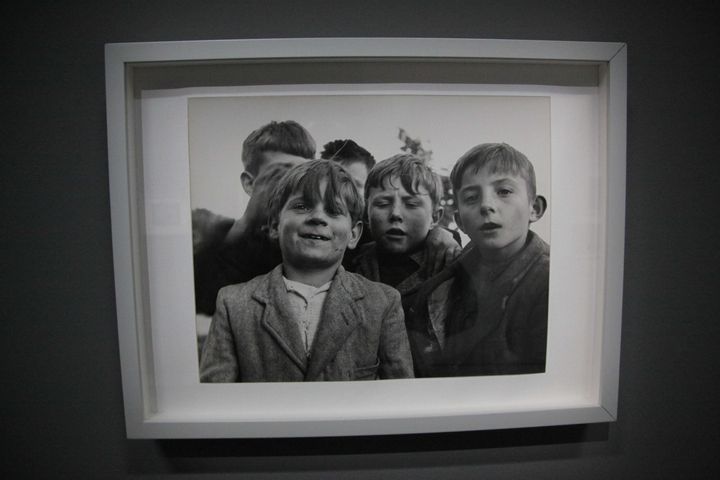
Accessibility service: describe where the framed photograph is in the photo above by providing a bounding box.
[105,38,626,438]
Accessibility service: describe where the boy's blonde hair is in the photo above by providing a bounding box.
[268,160,365,227]
[450,143,537,200]
[364,154,444,208]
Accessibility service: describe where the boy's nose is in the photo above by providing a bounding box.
[480,198,497,215]
[389,203,403,222]
[307,208,329,225]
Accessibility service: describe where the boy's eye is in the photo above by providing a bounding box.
[372,200,391,208]
[462,193,479,203]
[290,202,309,211]
[405,200,421,208]
[497,188,513,196]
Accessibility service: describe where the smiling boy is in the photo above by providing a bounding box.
[199,160,414,382]
[407,143,549,377]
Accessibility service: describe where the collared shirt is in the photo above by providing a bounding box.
[282,277,331,356]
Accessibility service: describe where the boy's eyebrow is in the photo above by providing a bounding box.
[460,176,522,191]
[490,176,521,186]
[371,187,430,197]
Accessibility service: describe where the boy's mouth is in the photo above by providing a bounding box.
[385,228,406,237]
[480,222,501,232]
[300,233,330,241]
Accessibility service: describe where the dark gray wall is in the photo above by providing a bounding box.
[3,1,719,478]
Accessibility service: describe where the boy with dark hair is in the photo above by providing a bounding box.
[408,143,549,377]
[240,120,316,195]
[320,138,376,192]
[200,160,414,382]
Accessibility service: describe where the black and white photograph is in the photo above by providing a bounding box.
[13,1,720,477]
[107,38,623,438]
[187,92,552,382]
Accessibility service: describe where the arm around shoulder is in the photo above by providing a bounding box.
[376,285,415,379]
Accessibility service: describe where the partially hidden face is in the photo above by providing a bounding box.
[367,176,440,254]
[340,160,370,193]
[241,151,309,196]
[455,164,541,262]
[270,180,362,271]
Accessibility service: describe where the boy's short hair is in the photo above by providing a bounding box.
[320,139,376,171]
[268,159,365,227]
[450,143,537,200]
[242,120,316,175]
[364,154,444,208]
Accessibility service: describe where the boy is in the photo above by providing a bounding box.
[192,120,315,315]
[320,138,376,192]
[351,154,445,316]
[322,142,460,271]
[407,143,549,377]
[200,160,414,382]
[193,162,294,316]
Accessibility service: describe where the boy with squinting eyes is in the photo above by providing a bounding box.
[350,154,448,374]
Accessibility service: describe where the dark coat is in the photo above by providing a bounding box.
[192,208,282,316]
[199,265,414,382]
[407,231,550,377]
[349,242,428,313]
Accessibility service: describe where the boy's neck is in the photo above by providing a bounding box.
[376,239,426,259]
[282,262,339,287]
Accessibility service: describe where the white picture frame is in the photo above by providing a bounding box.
[105,37,626,438]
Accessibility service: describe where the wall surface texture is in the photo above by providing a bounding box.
[3,1,719,478]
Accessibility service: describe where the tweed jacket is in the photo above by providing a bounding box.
[199,265,414,382]
[407,231,550,377]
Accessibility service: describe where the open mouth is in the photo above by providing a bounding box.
[480,222,501,232]
[385,228,406,237]
[300,233,330,241]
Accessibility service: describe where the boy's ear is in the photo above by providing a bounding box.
[529,195,547,223]
[267,219,279,241]
[346,221,363,250]
[240,171,255,196]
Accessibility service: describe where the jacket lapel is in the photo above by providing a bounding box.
[394,250,426,295]
[441,234,546,364]
[305,268,361,380]
[255,266,308,373]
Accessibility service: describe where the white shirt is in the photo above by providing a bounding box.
[282,277,331,356]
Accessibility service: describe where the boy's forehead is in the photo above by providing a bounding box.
[373,174,430,195]
[288,177,327,197]
[260,151,308,171]
[341,161,369,184]
[460,165,526,188]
